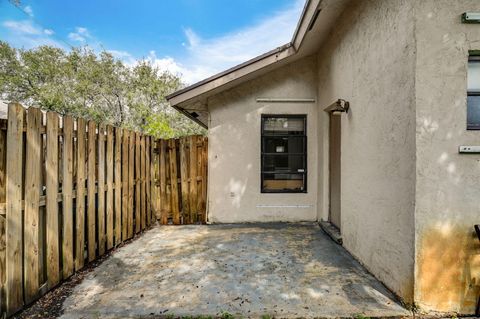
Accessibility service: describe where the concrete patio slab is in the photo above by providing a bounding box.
[60,223,411,318]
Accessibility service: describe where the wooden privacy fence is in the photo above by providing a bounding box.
[0,103,207,317]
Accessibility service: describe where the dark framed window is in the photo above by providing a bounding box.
[261,115,307,193]
[468,55,480,130]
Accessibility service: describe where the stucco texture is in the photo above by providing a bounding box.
[201,0,480,314]
[316,0,417,304]
[207,56,318,223]
[414,0,480,314]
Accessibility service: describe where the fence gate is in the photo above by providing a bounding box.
[151,136,208,225]
[0,103,207,317]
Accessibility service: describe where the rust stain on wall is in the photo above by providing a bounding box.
[417,225,480,313]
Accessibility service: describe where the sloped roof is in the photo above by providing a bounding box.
[167,0,349,127]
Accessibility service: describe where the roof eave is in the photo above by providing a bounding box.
[172,104,208,129]
[167,43,297,106]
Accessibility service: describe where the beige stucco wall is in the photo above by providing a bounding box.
[316,0,417,303]
[206,56,318,223]
[201,0,480,314]
[414,0,480,314]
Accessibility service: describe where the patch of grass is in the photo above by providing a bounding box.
[221,311,235,319]
[261,314,273,319]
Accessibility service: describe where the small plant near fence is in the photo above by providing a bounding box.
[0,103,207,317]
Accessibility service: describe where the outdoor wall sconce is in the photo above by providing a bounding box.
[323,99,350,115]
[462,12,480,23]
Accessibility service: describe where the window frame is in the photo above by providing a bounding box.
[467,55,480,130]
[260,114,307,194]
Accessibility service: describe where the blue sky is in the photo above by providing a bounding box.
[0,0,304,84]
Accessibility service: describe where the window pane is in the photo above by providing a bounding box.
[262,154,305,172]
[263,136,304,153]
[468,61,480,92]
[467,95,480,129]
[262,173,305,192]
[263,117,305,135]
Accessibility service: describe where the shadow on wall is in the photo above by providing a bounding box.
[417,223,480,314]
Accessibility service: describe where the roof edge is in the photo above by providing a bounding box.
[166,43,293,101]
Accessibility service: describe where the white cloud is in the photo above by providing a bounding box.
[107,49,137,65]
[114,0,303,84]
[2,19,63,49]
[3,20,41,35]
[68,26,91,43]
[172,0,304,84]
[24,5,34,17]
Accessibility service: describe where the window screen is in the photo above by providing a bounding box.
[468,55,480,130]
[261,115,307,193]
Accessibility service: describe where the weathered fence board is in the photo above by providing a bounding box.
[159,140,167,224]
[97,124,106,256]
[135,133,141,234]
[141,135,146,230]
[62,116,74,280]
[6,103,25,315]
[106,125,114,250]
[0,103,207,317]
[24,108,42,303]
[128,131,134,238]
[189,136,198,224]
[114,128,122,246]
[75,118,86,271]
[146,137,152,225]
[0,119,6,317]
[46,112,60,288]
[121,129,129,242]
[87,121,96,262]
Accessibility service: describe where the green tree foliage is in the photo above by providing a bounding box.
[0,41,205,138]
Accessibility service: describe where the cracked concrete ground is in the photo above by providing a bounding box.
[60,223,411,318]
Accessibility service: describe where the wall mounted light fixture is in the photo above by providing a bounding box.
[323,99,350,115]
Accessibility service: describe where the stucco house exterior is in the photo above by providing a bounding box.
[167,0,480,315]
